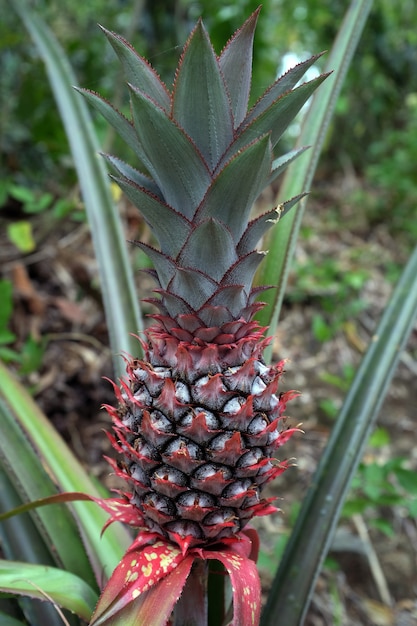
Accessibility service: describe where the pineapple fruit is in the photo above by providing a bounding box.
[82,8,327,551]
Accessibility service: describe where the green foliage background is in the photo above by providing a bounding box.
[2,0,417,189]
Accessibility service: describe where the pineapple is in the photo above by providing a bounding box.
[82,8,326,552]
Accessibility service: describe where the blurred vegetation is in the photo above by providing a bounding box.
[2,0,417,182]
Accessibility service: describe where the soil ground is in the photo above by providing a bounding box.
[2,176,416,625]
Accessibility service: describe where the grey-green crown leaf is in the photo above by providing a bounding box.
[223,73,330,161]
[104,154,161,197]
[246,51,327,123]
[172,20,234,172]
[129,86,211,216]
[100,26,171,112]
[219,7,260,128]
[223,251,266,295]
[133,242,177,289]
[169,268,218,311]
[113,176,191,257]
[195,134,272,242]
[206,285,247,319]
[84,10,328,324]
[177,219,238,282]
[77,88,150,170]
[237,194,307,256]
[268,146,310,186]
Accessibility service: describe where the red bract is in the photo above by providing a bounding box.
[89,496,261,626]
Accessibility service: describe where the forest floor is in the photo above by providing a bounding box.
[2,174,417,625]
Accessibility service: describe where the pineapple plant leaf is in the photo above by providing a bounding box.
[99,25,171,112]
[0,560,98,621]
[76,7,327,623]
[104,154,162,197]
[268,145,310,185]
[218,7,259,127]
[79,88,150,171]
[128,85,212,211]
[172,20,234,171]
[221,71,329,164]
[195,134,272,241]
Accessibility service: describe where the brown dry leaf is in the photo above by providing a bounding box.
[51,296,87,324]
[358,597,395,626]
[10,262,46,315]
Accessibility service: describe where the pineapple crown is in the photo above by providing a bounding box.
[81,8,327,329]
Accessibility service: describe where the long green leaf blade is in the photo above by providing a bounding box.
[0,362,131,583]
[0,560,98,621]
[261,243,417,625]
[10,0,143,377]
[256,0,374,352]
[77,88,150,171]
[0,467,58,568]
[0,399,97,591]
[0,468,72,626]
[246,52,327,123]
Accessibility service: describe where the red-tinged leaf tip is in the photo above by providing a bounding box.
[89,495,145,533]
[89,527,262,625]
[91,538,186,625]
[241,527,260,562]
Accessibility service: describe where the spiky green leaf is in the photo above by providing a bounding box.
[178,219,238,281]
[100,26,171,112]
[129,87,211,216]
[238,194,306,255]
[247,52,326,123]
[173,20,234,171]
[206,285,246,318]
[0,398,97,591]
[133,243,177,289]
[155,291,193,318]
[219,8,260,128]
[104,154,161,197]
[114,177,191,257]
[0,361,131,583]
[227,74,329,159]
[223,251,266,294]
[268,146,310,185]
[0,560,98,621]
[196,135,272,242]
[0,471,79,626]
[169,268,218,310]
[77,88,150,171]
